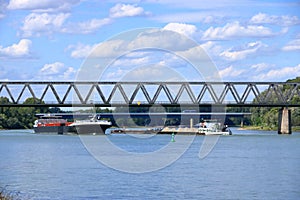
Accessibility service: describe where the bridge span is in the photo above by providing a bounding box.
[1,81,299,134]
[0,81,299,107]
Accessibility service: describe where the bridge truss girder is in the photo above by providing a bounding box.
[0,81,299,107]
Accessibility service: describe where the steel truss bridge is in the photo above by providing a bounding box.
[0,81,299,107]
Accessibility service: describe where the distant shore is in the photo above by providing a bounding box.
[239,126,300,132]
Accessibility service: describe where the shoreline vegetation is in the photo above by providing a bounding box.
[239,125,300,132]
[0,190,15,200]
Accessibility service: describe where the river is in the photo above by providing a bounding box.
[0,128,299,200]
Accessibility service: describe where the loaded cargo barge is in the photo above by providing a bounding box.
[33,114,112,135]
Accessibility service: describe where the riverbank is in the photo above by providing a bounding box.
[0,190,14,200]
[239,126,300,132]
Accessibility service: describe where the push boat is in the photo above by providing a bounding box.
[159,121,232,135]
[68,116,112,135]
[33,114,112,135]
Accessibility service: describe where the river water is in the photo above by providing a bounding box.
[0,128,299,200]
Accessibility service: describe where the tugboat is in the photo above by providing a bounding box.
[196,121,232,135]
[159,120,232,135]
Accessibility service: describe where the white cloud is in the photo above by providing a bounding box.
[220,41,267,61]
[69,29,197,59]
[199,41,222,57]
[20,13,70,37]
[218,65,245,79]
[282,39,300,51]
[39,62,65,75]
[109,3,147,18]
[250,63,272,72]
[163,23,197,37]
[67,43,97,59]
[155,12,220,24]
[113,57,150,67]
[202,21,276,40]
[7,0,81,12]
[62,18,112,34]
[128,29,195,51]
[256,64,300,81]
[0,39,32,58]
[38,62,76,80]
[94,39,128,57]
[105,64,186,82]
[17,3,148,37]
[0,1,7,19]
[250,13,300,26]
[20,12,112,36]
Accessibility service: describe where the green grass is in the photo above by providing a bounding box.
[242,125,300,132]
[241,125,277,131]
[292,126,300,132]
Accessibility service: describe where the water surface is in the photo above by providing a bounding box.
[0,129,299,199]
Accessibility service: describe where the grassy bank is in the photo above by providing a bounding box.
[240,125,300,132]
[292,126,300,132]
[240,126,277,131]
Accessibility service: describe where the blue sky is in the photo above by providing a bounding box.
[0,0,300,82]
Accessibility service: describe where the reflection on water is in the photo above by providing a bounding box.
[0,128,299,200]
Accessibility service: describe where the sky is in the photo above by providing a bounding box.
[1,0,300,82]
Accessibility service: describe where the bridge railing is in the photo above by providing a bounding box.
[0,81,299,107]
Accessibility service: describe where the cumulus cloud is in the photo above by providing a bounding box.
[218,65,245,79]
[20,13,70,37]
[62,18,112,34]
[153,12,222,24]
[256,64,300,81]
[17,3,149,36]
[0,39,32,58]
[18,3,149,37]
[220,41,267,61]
[282,39,300,51]
[163,23,197,37]
[7,0,81,12]
[67,43,96,59]
[199,41,223,57]
[68,29,197,59]
[202,21,277,40]
[250,13,300,26]
[250,63,272,72]
[20,12,112,36]
[38,62,76,80]
[128,29,195,51]
[109,3,148,18]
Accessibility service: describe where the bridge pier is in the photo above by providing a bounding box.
[278,107,292,134]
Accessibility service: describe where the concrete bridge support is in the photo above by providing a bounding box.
[278,107,292,134]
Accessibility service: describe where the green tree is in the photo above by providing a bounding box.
[6,117,22,129]
[0,97,49,129]
[250,77,300,128]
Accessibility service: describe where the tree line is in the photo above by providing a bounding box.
[0,96,112,129]
[0,97,49,129]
